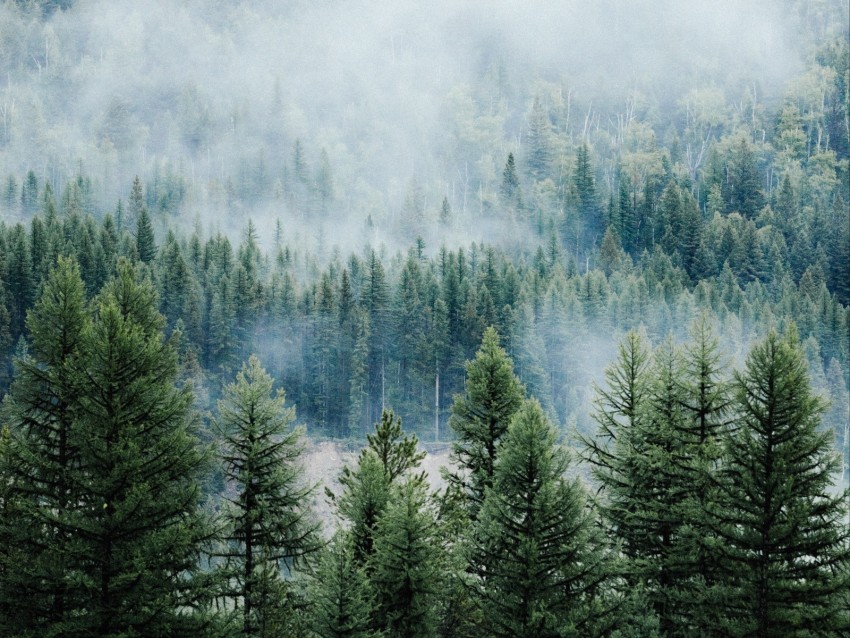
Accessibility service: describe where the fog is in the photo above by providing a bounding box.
[1,0,827,255]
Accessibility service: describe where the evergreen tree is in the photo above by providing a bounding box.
[440,196,452,226]
[0,256,88,635]
[2,175,17,215]
[364,251,389,425]
[47,258,214,636]
[709,328,850,636]
[473,399,611,638]
[308,532,378,638]
[574,144,601,236]
[370,478,443,638]
[725,138,764,218]
[335,409,425,565]
[136,206,157,263]
[673,316,732,634]
[581,330,652,565]
[525,97,552,181]
[215,355,321,637]
[445,326,525,520]
[499,153,523,212]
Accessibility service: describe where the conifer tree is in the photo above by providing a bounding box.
[55,258,213,636]
[308,532,378,638]
[0,256,88,634]
[335,409,424,564]
[136,206,157,263]
[473,399,611,638]
[215,355,321,637]
[445,326,524,520]
[21,170,39,216]
[581,330,651,563]
[525,97,552,181]
[370,478,443,638]
[500,153,523,212]
[710,328,850,636]
[674,316,731,633]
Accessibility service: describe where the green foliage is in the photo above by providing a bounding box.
[0,256,88,635]
[370,478,443,638]
[135,206,157,263]
[473,399,612,638]
[336,409,425,565]
[709,328,850,636]
[215,355,321,636]
[366,409,426,484]
[0,257,217,637]
[308,532,379,638]
[445,326,525,519]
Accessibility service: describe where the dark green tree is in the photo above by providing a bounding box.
[308,532,379,638]
[0,256,88,635]
[60,258,214,636]
[215,355,321,637]
[525,97,552,181]
[335,409,425,565]
[136,206,157,263]
[574,143,601,236]
[581,330,651,558]
[445,326,525,520]
[709,328,850,636]
[725,138,764,218]
[473,399,612,638]
[21,170,39,216]
[500,153,524,213]
[370,478,443,638]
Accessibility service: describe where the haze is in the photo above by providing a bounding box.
[0,0,813,250]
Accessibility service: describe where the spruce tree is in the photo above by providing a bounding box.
[215,355,321,637]
[56,258,213,636]
[335,409,424,564]
[710,328,850,636]
[473,399,611,638]
[0,256,88,635]
[525,97,552,181]
[136,206,157,263]
[581,330,652,563]
[674,316,731,633]
[370,478,443,638]
[500,153,523,212]
[308,532,378,638]
[445,326,524,520]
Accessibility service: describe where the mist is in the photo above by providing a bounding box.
[0,0,819,255]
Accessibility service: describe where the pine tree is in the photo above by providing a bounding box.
[473,399,612,638]
[581,330,652,564]
[440,196,452,226]
[525,97,552,181]
[638,337,690,634]
[574,144,601,236]
[370,478,443,638]
[445,326,525,520]
[726,138,764,219]
[136,206,157,263]
[500,153,523,212]
[0,256,88,634]
[21,170,39,216]
[215,355,321,637]
[308,532,378,638]
[28,258,216,636]
[364,251,389,425]
[335,409,424,565]
[709,328,850,636]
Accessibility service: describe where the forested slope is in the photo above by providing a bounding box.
[0,1,848,636]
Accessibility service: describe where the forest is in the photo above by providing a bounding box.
[0,0,848,636]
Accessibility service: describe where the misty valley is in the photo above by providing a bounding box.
[0,1,848,637]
